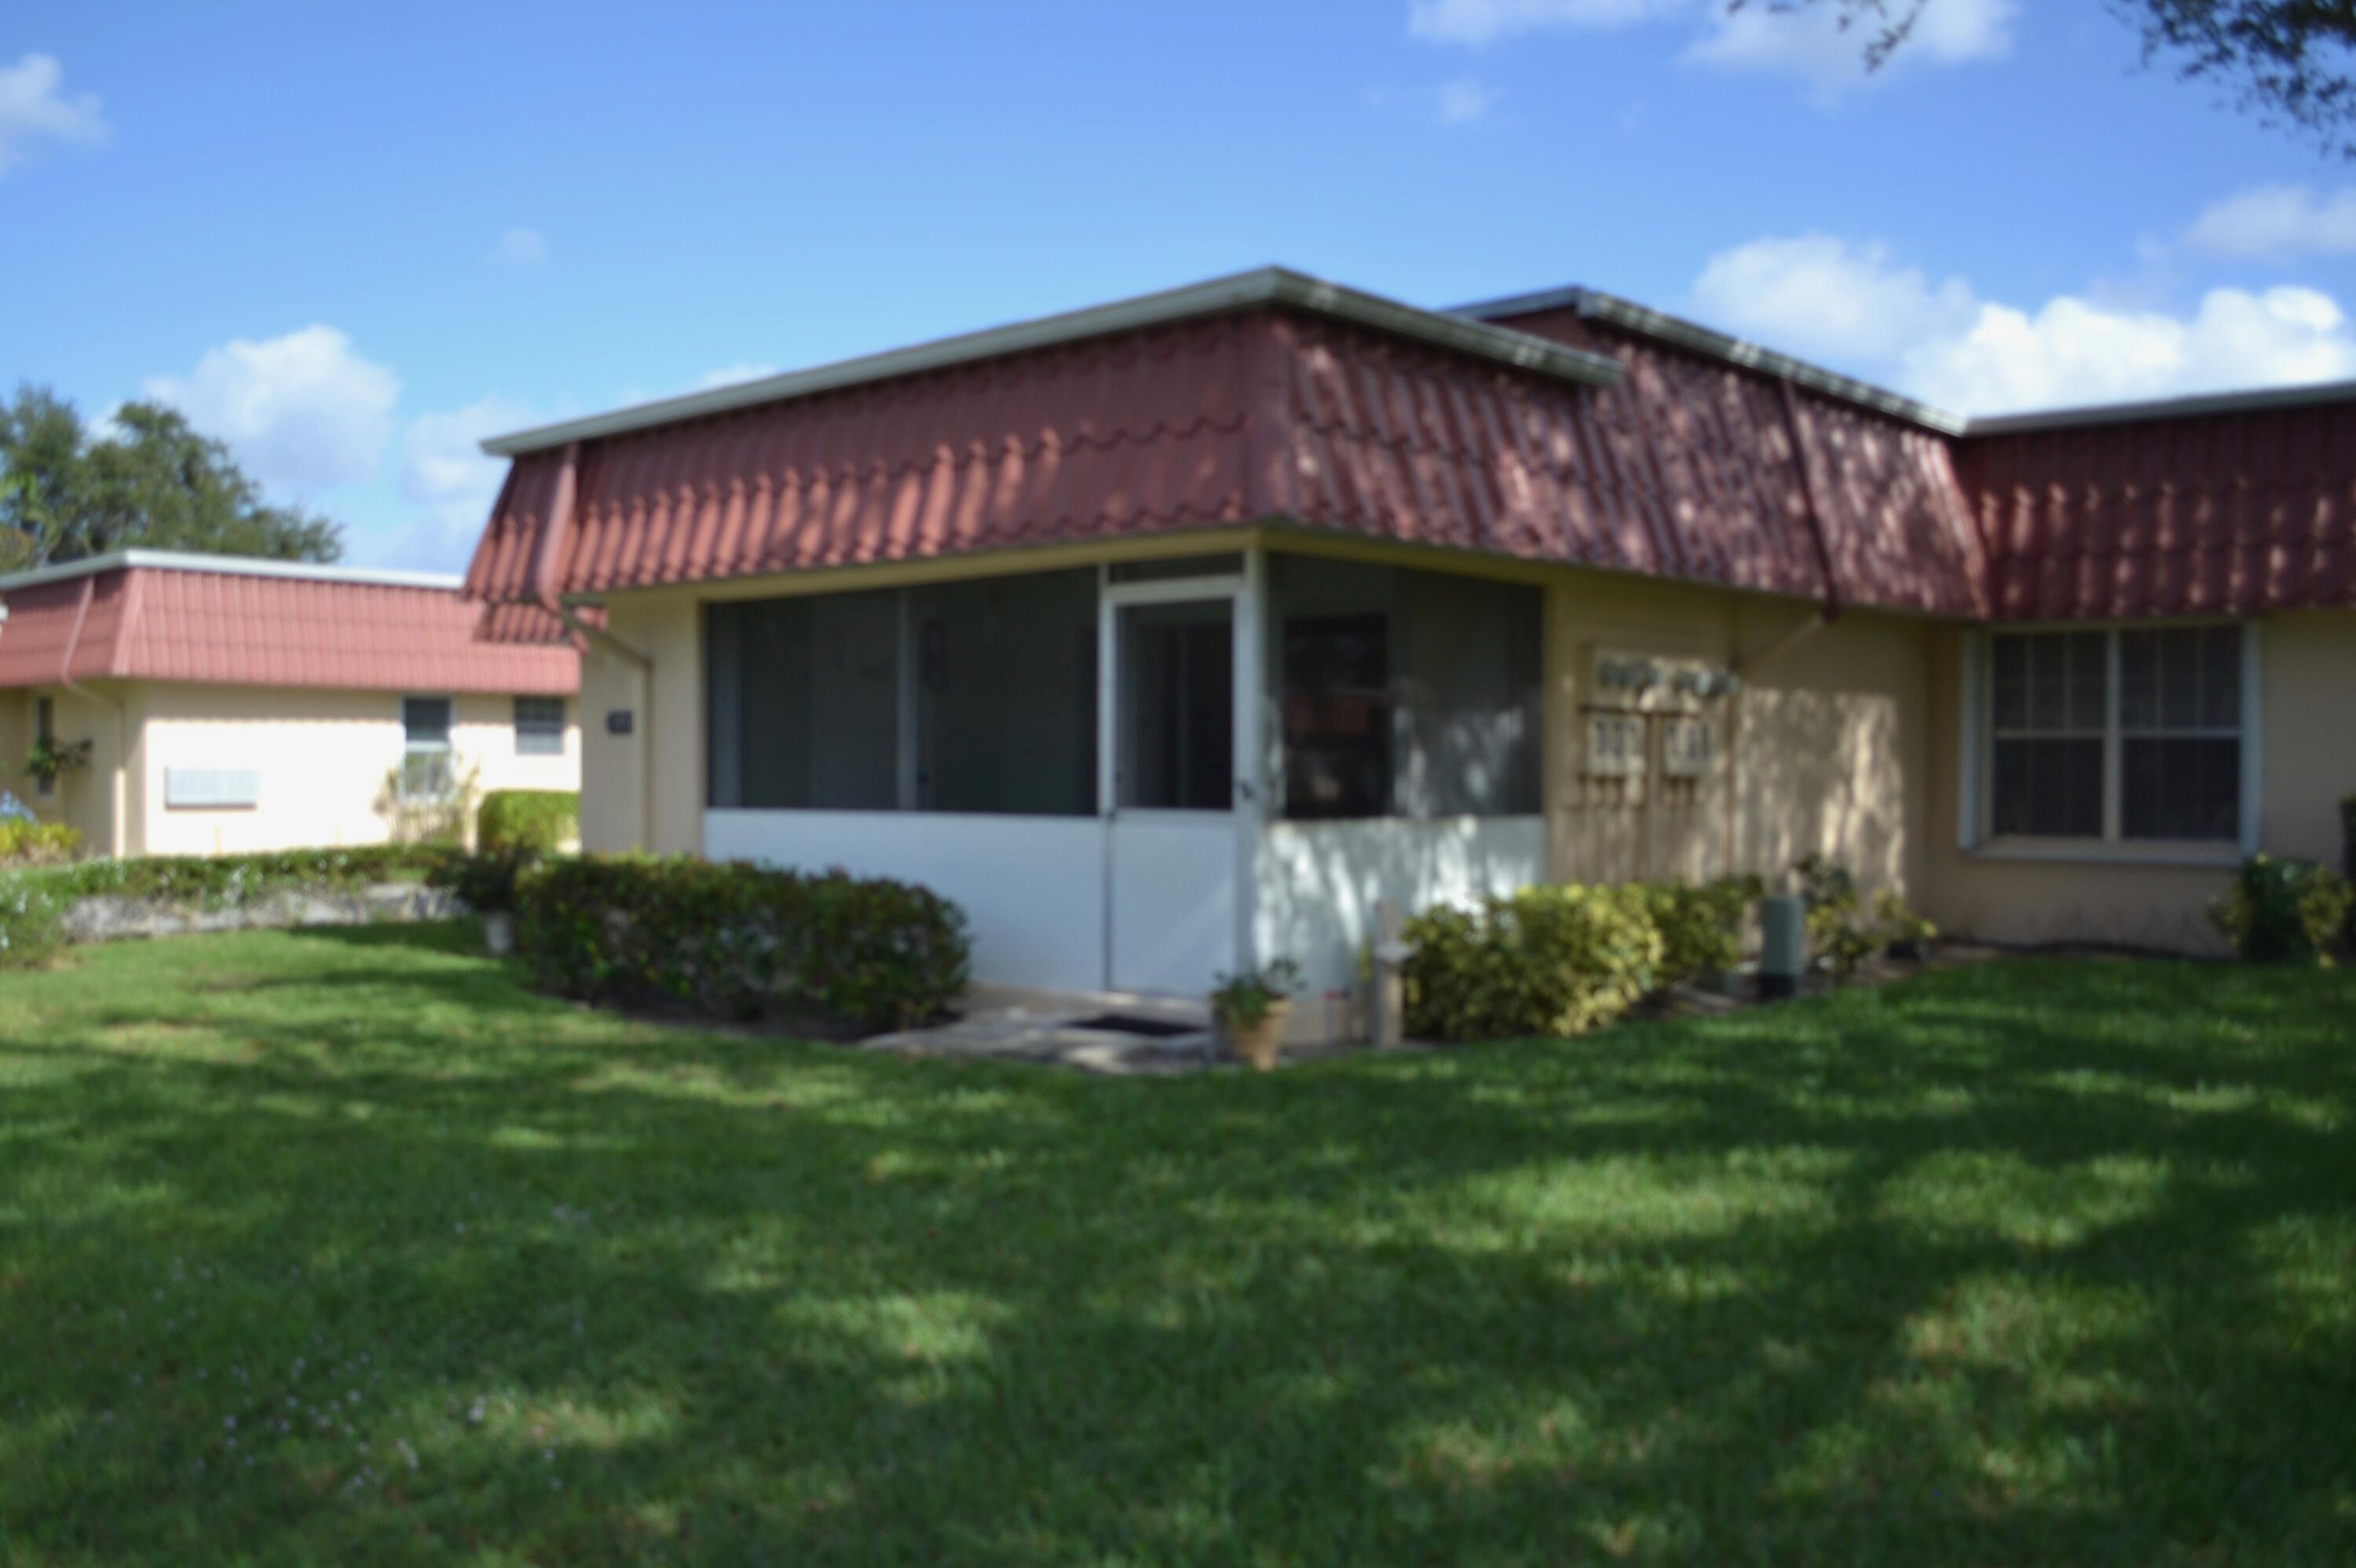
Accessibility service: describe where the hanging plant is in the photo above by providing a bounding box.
[25,736,93,786]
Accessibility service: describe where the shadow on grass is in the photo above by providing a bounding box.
[3,927,2353,1564]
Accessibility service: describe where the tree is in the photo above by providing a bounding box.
[0,385,342,572]
[1741,2,2356,157]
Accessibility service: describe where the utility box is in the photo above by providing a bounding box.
[1759,894,1806,1001]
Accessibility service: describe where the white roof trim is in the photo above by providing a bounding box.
[1963,377,2356,435]
[1454,284,1970,434]
[480,266,1626,457]
[0,549,463,595]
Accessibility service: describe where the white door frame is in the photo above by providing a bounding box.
[1098,557,1257,992]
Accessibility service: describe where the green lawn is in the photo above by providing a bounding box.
[3,927,2353,1566]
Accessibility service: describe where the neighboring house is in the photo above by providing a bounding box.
[460,267,2356,997]
[0,551,580,857]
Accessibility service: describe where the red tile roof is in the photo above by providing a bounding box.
[0,554,578,694]
[461,269,2356,625]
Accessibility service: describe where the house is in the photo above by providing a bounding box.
[459,267,2356,1001]
[0,550,581,857]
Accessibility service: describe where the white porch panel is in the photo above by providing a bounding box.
[1107,810,1240,995]
[1254,815,1548,996]
[705,809,1107,992]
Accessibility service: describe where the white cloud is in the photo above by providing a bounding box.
[2183,183,2356,260]
[144,326,401,492]
[492,227,548,266]
[1689,232,2356,414]
[1688,0,2014,93]
[1407,0,2013,93]
[378,395,536,572]
[695,361,780,390]
[1435,75,1505,123]
[1692,232,1976,360]
[1408,0,1682,46]
[0,53,108,173]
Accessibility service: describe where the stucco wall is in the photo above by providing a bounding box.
[1542,574,1931,900]
[0,682,134,854]
[1922,609,2356,953]
[131,683,579,857]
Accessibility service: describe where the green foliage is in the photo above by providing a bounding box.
[0,819,82,867]
[0,877,64,967]
[1,386,342,568]
[476,789,580,855]
[1792,854,1884,980]
[6,844,456,913]
[1209,958,1303,1029]
[1639,875,1761,985]
[1403,883,1664,1042]
[426,849,536,916]
[516,855,970,1033]
[23,736,92,785]
[1871,889,1940,956]
[2209,855,2354,967]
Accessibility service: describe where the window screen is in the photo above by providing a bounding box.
[1989,631,2105,839]
[1268,557,1540,820]
[401,696,455,801]
[912,571,1097,814]
[706,569,1099,816]
[2118,626,2240,841]
[514,696,566,756]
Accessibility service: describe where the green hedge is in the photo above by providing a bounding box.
[0,820,82,867]
[1403,884,1666,1042]
[477,790,580,855]
[515,855,970,1033]
[3,844,456,912]
[2209,855,2352,967]
[0,878,64,968]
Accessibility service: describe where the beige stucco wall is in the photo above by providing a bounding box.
[1924,609,2356,953]
[123,683,580,857]
[1542,572,1930,900]
[0,682,135,855]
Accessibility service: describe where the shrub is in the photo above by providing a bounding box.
[515,855,971,1033]
[1871,890,1939,957]
[2209,855,2354,967]
[1792,854,1877,980]
[22,844,456,912]
[1638,875,1759,986]
[0,820,82,867]
[0,876,65,968]
[427,849,536,915]
[477,790,580,856]
[1403,883,1664,1042]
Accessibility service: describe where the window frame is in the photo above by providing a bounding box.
[1964,620,2259,861]
[399,694,456,802]
[513,695,566,757]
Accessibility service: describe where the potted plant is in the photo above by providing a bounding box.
[24,736,92,791]
[1209,958,1303,1072]
[430,850,534,955]
[1872,890,1939,963]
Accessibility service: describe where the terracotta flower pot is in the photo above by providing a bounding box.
[1220,998,1291,1072]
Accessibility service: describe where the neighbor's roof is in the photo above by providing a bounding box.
[0,550,578,693]
[462,267,2356,623]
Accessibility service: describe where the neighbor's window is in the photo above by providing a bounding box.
[401,696,455,801]
[514,696,566,756]
[35,696,55,798]
[1986,625,2242,843]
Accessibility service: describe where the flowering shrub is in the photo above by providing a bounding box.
[515,855,971,1033]
[0,819,82,867]
[1403,884,1664,1042]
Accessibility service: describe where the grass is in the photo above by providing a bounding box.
[2,925,2354,1565]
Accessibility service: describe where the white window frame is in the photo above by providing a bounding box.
[513,695,566,757]
[400,695,456,802]
[1959,620,2260,864]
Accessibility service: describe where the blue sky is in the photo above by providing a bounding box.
[8,1,2356,571]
